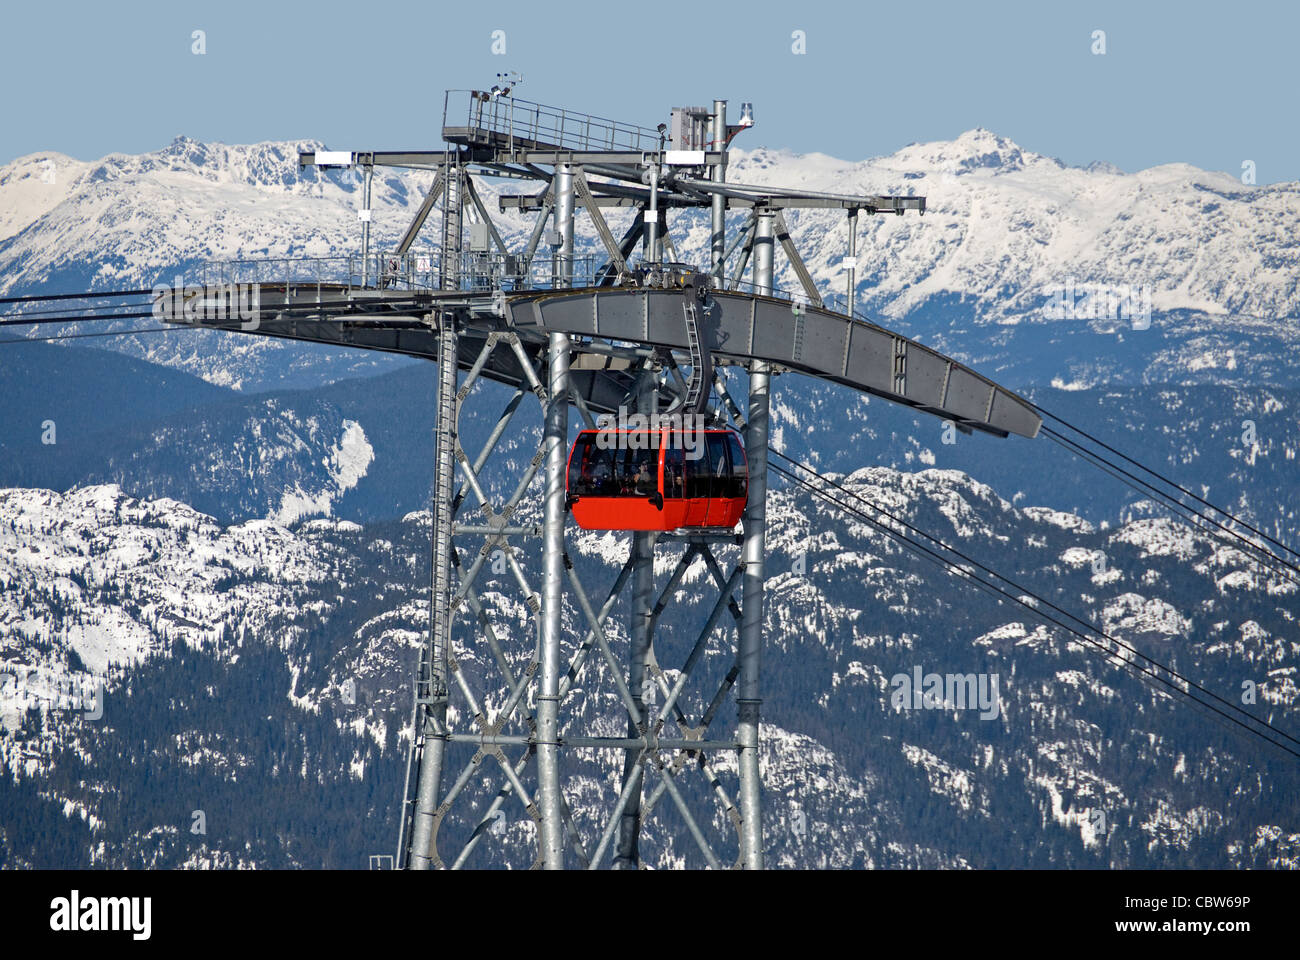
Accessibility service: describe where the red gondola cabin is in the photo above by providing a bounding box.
[565,428,748,531]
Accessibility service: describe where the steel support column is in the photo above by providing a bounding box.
[407,310,460,869]
[537,331,571,868]
[615,371,658,868]
[647,161,661,263]
[441,163,463,291]
[361,163,374,287]
[555,164,575,286]
[614,528,655,868]
[711,99,728,279]
[754,209,775,297]
[738,210,774,869]
[847,208,858,316]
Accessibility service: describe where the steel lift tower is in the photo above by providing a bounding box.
[165,89,1040,869]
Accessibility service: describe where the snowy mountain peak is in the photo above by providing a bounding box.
[81,136,336,191]
[3,129,1299,393]
[893,128,1054,177]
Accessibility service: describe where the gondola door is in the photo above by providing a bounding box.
[682,438,711,526]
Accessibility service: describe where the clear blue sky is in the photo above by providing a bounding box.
[2,0,1295,182]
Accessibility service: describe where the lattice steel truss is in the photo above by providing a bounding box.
[161,89,1039,869]
[393,308,771,869]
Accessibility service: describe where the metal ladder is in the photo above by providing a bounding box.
[683,298,705,411]
[439,149,463,291]
[398,311,460,868]
[676,275,714,415]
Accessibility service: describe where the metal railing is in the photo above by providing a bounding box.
[727,275,800,303]
[381,250,606,291]
[196,254,884,323]
[199,251,604,294]
[823,292,887,326]
[199,256,365,288]
[443,89,662,154]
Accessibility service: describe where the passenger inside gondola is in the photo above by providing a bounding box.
[565,428,748,532]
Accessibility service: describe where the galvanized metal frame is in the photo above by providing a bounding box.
[175,88,1040,869]
[399,319,775,867]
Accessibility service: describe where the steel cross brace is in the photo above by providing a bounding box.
[411,318,768,869]
[572,168,629,277]
[445,555,635,869]
[713,212,756,284]
[729,216,759,290]
[773,210,824,308]
[638,542,747,856]
[567,533,748,868]
[422,328,673,870]
[641,544,746,828]
[415,326,560,867]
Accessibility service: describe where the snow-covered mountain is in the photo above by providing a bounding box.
[3,126,1299,870]
[3,470,1296,869]
[728,131,1300,325]
[3,129,1298,391]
